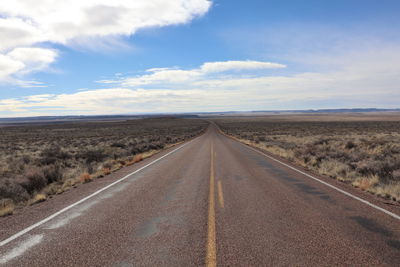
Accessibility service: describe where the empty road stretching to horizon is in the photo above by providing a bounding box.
[1,124,399,266]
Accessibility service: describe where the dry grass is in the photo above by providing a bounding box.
[216,114,400,202]
[126,155,143,166]
[375,183,400,201]
[28,193,47,206]
[352,175,380,191]
[79,173,92,183]
[0,206,14,217]
[0,199,14,217]
[102,168,111,175]
[133,154,143,163]
[0,117,208,213]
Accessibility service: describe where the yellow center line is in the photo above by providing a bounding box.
[217,181,224,209]
[206,144,217,267]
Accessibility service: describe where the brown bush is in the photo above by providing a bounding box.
[345,141,357,149]
[40,146,71,165]
[22,168,47,194]
[393,169,400,181]
[77,149,107,164]
[110,142,126,148]
[102,168,111,175]
[0,179,30,202]
[133,154,143,163]
[43,164,63,183]
[79,173,92,183]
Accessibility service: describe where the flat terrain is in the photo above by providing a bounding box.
[0,118,208,214]
[215,114,400,201]
[0,123,399,266]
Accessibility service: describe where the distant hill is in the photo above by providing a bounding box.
[194,108,400,117]
[0,108,398,124]
[251,108,400,113]
[0,115,139,124]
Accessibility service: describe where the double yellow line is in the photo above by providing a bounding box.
[206,144,224,267]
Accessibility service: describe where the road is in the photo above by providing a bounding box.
[1,124,399,266]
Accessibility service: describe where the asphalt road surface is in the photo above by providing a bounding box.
[1,124,399,266]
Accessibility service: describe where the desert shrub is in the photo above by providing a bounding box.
[345,141,357,149]
[216,117,400,200]
[111,142,126,148]
[149,142,164,150]
[22,155,31,164]
[85,163,95,174]
[0,179,29,202]
[131,154,143,163]
[393,169,400,181]
[39,146,71,165]
[21,168,47,194]
[102,162,112,169]
[79,173,92,183]
[43,164,63,183]
[319,159,350,178]
[326,150,351,161]
[77,149,107,164]
[313,138,330,145]
[355,158,399,183]
[0,118,208,207]
[102,168,111,175]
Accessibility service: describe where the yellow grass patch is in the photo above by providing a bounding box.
[352,175,379,191]
[28,193,47,206]
[0,199,14,217]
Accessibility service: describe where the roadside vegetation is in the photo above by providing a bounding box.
[215,114,400,202]
[0,118,208,216]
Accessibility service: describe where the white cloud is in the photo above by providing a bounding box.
[2,40,400,117]
[98,60,286,87]
[0,47,57,84]
[0,0,211,48]
[2,49,400,117]
[121,68,203,86]
[200,60,286,73]
[0,88,207,115]
[8,47,58,74]
[24,94,56,102]
[0,0,212,84]
[0,18,44,52]
[0,55,25,80]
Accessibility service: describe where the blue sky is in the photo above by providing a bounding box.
[0,0,399,116]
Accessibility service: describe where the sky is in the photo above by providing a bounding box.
[0,0,400,117]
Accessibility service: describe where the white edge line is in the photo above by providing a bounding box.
[214,123,400,222]
[242,142,400,221]
[0,140,194,247]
